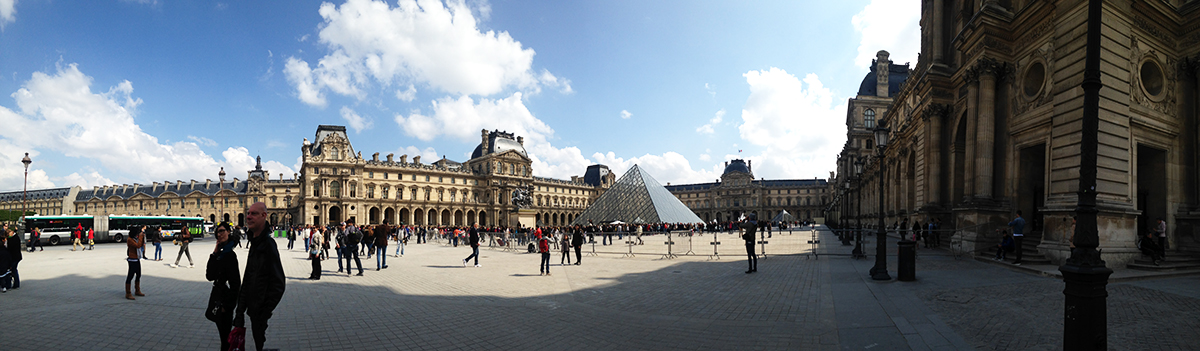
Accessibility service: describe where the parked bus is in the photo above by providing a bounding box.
[23,215,204,245]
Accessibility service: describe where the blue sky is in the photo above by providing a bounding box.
[0,0,918,191]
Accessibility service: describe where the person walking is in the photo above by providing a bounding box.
[395,226,407,257]
[740,213,758,274]
[462,223,482,267]
[234,202,286,351]
[559,232,572,265]
[335,223,346,273]
[72,224,83,251]
[172,227,194,268]
[375,222,389,270]
[1008,210,1026,265]
[286,227,295,250]
[343,220,364,276]
[125,227,146,300]
[150,227,163,261]
[571,225,584,265]
[308,228,323,280]
[28,227,42,252]
[205,224,241,351]
[87,227,95,250]
[0,232,12,293]
[1155,218,1168,260]
[538,233,551,276]
[4,229,21,290]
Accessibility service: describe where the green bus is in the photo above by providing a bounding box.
[24,215,204,245]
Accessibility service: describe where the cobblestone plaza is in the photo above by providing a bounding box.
[2,227,1196,350]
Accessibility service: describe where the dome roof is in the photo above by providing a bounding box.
[723,159,750,175]
[857,61,911,98]
[471,131,528,159]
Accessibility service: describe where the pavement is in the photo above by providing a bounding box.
[1,227,1197,350]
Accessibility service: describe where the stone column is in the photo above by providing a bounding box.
[925,106,945,206]
[975,62,997,199]
[963,75,979,202]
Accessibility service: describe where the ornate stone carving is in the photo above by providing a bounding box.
[1012,44,1054,116]
[920,103,951,121]
[1129,36,1177,117]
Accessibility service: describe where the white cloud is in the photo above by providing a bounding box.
[591,151,721,185]
[187,135,218,147]
[705,83,716,98]
[285,0,568,107]
[852,0,920,69]
[0,145,53,190]
[0,63,295,189]
[698,154,711,162]
[0,0,15,30]
[395,84,417,102]
[339,106,373,133]
[55,171,117,189]
[396,145,440,163]
[620,110,632,119]
[221,147,296,180]
[695,109,725,134]
[737,68,843,180]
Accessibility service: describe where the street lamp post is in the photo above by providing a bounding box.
[842,182,851,245]
[1060,0,1111,349]
[852,158,865,259]
[21,153,32,226]
[869,128,891,280]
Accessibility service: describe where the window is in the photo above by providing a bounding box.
[331,181,342,198]
[425,175,430,181]
[864,109,876,128]
[412,174,417,181]
[866,139,874,150]
[384,173,388,179]
[270,197,277,207]
[439,177,443,183]
[369,172,374,179]
[412,189,418,200]
[367,185,375,199]
[382,186,389,199]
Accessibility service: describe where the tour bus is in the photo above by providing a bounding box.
[24,215,205,245]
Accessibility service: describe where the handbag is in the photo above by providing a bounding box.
[227,326,246,351]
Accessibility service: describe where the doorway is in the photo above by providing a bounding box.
[1018,144,1046,234]
[1137,144,1167,236]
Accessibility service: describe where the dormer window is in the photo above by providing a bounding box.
[332,148,340,159]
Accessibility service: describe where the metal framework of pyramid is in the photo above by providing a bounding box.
[572,165,703,225]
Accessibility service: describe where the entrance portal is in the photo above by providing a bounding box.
[1137,144,1167,238]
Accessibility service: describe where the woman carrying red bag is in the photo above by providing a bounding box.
[206,224,241,351]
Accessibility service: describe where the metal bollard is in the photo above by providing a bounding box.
[897,240,917,281]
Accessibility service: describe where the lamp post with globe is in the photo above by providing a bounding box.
[852,158,865,259]
[868,128,890,280]
[21,153,32,226]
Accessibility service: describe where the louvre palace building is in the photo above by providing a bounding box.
[829,0,1200,266]
[664,159,832,224]
[0,126,612,228]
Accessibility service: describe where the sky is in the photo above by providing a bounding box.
[0,0,919,192]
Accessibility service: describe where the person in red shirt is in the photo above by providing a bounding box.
[87,228,95,250]
[538,232,551,276]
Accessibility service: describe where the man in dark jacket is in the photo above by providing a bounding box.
[463,223,481,267]
[375,223,389,270]
[343,219,364,276]
[234,202,285,351]
[740,214,758,274]
[4,229,20,290]
[571,226,584,265]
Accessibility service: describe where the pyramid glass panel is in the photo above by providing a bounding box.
[572,165,702,225]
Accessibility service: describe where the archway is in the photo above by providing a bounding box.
[237,213,245,227]
[384,207,395,225]
[467,210,476,225]
[223,213,231,223]
[454,210,464,226]
[329,206,342,224]
[269,213,278,225]
[479,211,488,226]
[209,214,216,223]
[369,207,380,224]
[428,209,437,226]
[399,208,410,225]
[441,209,451,226]
[414,209,424,225]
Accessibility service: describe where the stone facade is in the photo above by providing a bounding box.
[834,0,1200,267]
[665,159,832,223]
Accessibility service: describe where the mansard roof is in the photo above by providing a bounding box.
[0,187,73,202]
[76,180,250,201]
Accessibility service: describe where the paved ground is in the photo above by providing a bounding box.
[1,227,1196,350]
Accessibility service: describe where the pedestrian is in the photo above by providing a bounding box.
[4,228,21,290]
[172,226,194,268]
[362,225,373,258]
[1007,210,1026,265]
[1139,227,1164,266]
[72,224,83,251]
[308,227,323,280]
[205,224,241,351]
[1155,217,1167,260]
[87,227,95,250]
[150,226,163,261]
[375,222,389,270]
[462,223,482,267]
[286,227,295,250]
[911,220,922,244]
[741,214,758,273]
[395,226,407,257]
[635,225,644,245]
[0,233,12,293]
[125,226,146,300]
[571,225,584,265]
[335,223,346,273]
[28,227,42,252]
[993,229,1015,261]
[343,219,364,276]
[538,233,551,275]
[234,202,286,351]
[559,232,572,265]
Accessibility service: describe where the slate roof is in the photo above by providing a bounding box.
[664,179,827,192]
[857,60,911,98]
[75,181,251,201]
[0,187,73,202]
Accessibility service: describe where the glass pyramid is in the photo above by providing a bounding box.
[572,165,703,225]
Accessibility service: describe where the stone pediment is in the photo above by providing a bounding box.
[493,149,531,162]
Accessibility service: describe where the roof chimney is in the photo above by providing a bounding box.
[876,50,891,98]
[372,152,379,161]
[386,153,394,162]
[413,156,421,164]
[400,154,408,164]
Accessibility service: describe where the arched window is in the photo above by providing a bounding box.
[330,181,342,198]
[864,109,876,128]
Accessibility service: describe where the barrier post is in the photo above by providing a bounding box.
[661,235,677,259]
[587,237,598,257]
[708,231,721,260]
[622,238,636,258]
[683,233,695,255]
[758,231,769,259]
[807,228,820,259]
